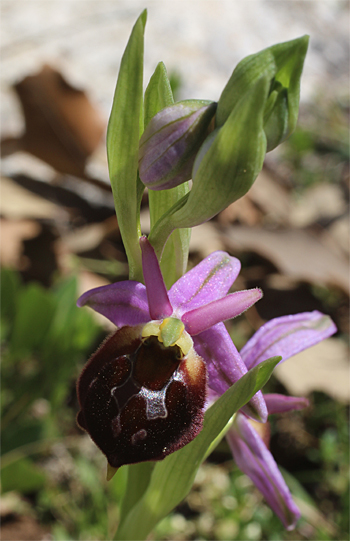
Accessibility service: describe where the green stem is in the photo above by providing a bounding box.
[148,192,190,260]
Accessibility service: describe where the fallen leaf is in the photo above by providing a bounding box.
[248,169,291,225]
[0,176,66,221]
[1,65,105,179]
[0,513,51,541]
[0,218,41,269]
[224,226,349,294]
[190,222,225,257]
[218,169,291,226]
[218,194,262,226]
[274,338,350,403]
[290,183,347,228]
[59,217,117,254]
[324,214,350,257]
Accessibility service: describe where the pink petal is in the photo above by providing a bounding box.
[241,311,337,370]
[77,281,150,327]
[182,288,262,335]
[193,323,267,423]
[140,236,173,319]
[169,251,241,317]
[264,394,309,415]
[226,414,301,530]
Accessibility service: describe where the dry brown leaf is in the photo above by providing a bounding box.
[224,226,349,294]
[274,338,350,403]
[0,513,51,541]
[0,176,66,221]
[218,194,262,226]
[1,65,105,178]
[290,183,347,228]
[218,170,291,226]
[325,214,350,257]
[248,169,291,224]
[190,222,225,257]
[60,216,118,254]
[0,218,41,268]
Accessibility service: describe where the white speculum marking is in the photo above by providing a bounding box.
[139,386,169,420]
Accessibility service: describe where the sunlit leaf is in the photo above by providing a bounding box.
[107,10,147,281]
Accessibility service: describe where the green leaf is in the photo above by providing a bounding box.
[1,458,46,494]
[114,356,280,540]
[0,268,21,324]
[9,283,56,357]
[107,10,147,282]
[117,462,155,532]
[216,35,309,129]
[144,61,174,128]
[144,62,191,286]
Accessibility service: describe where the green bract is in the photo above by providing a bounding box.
[217,35,309,149]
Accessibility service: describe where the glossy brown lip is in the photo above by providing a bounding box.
[77,325,207,469]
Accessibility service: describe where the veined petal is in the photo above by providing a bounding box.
[226,414,301,530]
[140,236,173,319]
[169,251,241,317]
[77,282,150,327]
[241,311,337,370]
[264,394,309,415]
[193,323,267,422]
[182,288,262,335]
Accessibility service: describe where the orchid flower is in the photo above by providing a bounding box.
[76,235,337,529]
[225,311,337,530]
[76,237,265,476]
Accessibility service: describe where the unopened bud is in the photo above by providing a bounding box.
[139,100,217,190]
[216,35,309,147]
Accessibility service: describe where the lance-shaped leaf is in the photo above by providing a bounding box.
[144,62,174,129]
[117,462,155,534]
[114,356,280,540]
[106,10,147,281]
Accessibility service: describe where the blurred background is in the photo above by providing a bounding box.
[1,1,349,540]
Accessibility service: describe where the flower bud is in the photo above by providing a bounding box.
[139,100,217,190]
[76,324,207,470]
[216,36,309,145]
[149,75,269,242]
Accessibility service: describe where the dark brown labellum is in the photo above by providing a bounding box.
[76,325,207,468]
